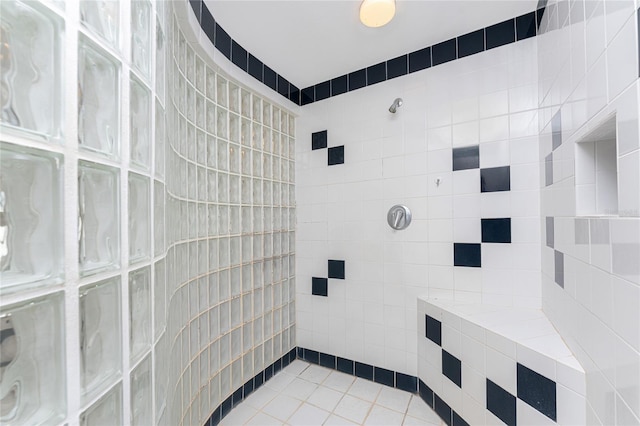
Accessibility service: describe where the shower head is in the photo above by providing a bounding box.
[389,98,403,113]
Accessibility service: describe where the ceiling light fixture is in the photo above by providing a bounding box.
[359,0,396,28]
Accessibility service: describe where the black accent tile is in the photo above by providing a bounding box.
[304,349,320,365]
[396,373,417,393]
[432,38,457,66]
[367,62,386,86]
[273,358,282,374]
[232,387,243,406]
[331,75,348,97]
[374,367,394,387]
[545,153,553,186]
[486,379,516,426]
[355,362,374,380]
[387,55,408,79]
[555,250,564,288]
[296,347,304,358]
[289,348,297,363]
[348,69,366,91]
[243,378,255,398]
[434,394,453,426]
[277,75,289,98]
[486,19,516,50]
[282,352,291,368]
[481,218,512,243]
[537,0,548,10]
[320,352,336,369]
[214,24,231,59]
[221,395,233,418]
[517,363,557,421]
[189,0,201,22]
[552,110,562,150]
[453,411,470,426]
[315,80,331,101]
[425,314,442,346]
[419,380,434,408]
[248,54,263,82]
[263,65,277,91]
[264,363,274,380]
[231,40,248,71]
[457,29,484,58]
[289,85,300,106]
[328,259,345,279]
[452,146,479,171]
[337,357,354,375]
[301,87,314,106]
[408,47,431,73]
[312,277,328,296]
[546,217,554,248]
[454,243,481,268]
[312,130,328,150]
[516,11,537,40]
[254,371,264,388]
[201,5,215,45]
[442,350,462,388]
[328,146,344,166]
[209,406,221,426]
[480,166,511,192]
[537,7,546,29]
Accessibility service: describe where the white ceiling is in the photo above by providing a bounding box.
[205,0,537,89]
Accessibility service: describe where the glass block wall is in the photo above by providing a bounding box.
[0,1,296,425]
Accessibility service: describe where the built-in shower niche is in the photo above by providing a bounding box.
[575,116,618,216]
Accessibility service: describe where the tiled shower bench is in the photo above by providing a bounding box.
[417,297,586,426]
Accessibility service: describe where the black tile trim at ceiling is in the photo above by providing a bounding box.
[189,0,546,106]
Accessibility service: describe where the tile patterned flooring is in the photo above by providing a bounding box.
[220,360,445,425]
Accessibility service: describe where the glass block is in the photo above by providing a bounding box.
[79,277,122,402]
[229,174,240,204]
[262,127,271,153]
[228,82,239,114]
[0,143,63,292]
[216,75,227,107]
[154,180,165,256]
[207,135,217,168]
[78,37,120,158]
[186,46,195,84]
[206,68,216,100]
[252,96,262,123]
[130,77,151,170]
[131,1,151,79]
[251,123,261,149]
[281,112,288,136]
[155,20,166,105]
[80,383,122,426]
[228,143,240,174]
[272,107,280,131]
[0,1,63,141]
[129,266,151,362]
[229,113,240,143]
[241,118,250,147]
[216,108,228,140]
[130,354,152,426]
[80,0,119,48]
[155,101,165,179]
[206,101,216,134]
[78,161,119,276]
[195,57,205,92]
[0,292,66,424]
[128,173,150,263]
[154,259,166,338]
[262,102,271,127]
[196,94,205,129]
[241,177,251,205]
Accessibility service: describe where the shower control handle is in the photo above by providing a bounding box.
[387,205,411,230]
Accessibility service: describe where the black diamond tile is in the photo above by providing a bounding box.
[337,357,354,375]
[374,367,395,387]
[320,352,336,369]
[396,373,417,393]
[328,259,345,279]
[546,217,554,248]
[481,218,512,243]
[481,166,510,192]
[486,19,516,50]
[277,75,289,98]
[328,146,344,166]
[552,110,562,150]
[409,47,431,73]
[201,5,215,45]
[453,411,470,426]
[486,379,516,426]
[516,11,537,40]
[301,87,314,106]
[248,54,263,81]
[355,362,374,380]
[263,65,277,91]
[348,69,367,91]
[312,277,328,296]
[214,24,231,59]
[419,380,434,408]
[426,315,442,346]
[517,363,557,421]
[555,250,564,288]
[367,62,386,86]
[312,130,328,150]
[231,40,248,71]
[331,75,348,97]
[454,243,481,268]
[545,153,553,186]
[387,55,408,79]
[452,146,480,171]
[432,38,457,66]
[442,350,462,388]
[315,80,330,101]
[434,394,453,425]
[457,29,484,58]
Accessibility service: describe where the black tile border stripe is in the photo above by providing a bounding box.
[189,0,546,106]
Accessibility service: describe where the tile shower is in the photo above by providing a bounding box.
[0,1,295,425]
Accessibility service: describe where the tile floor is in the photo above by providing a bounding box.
[220,360,445,425]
